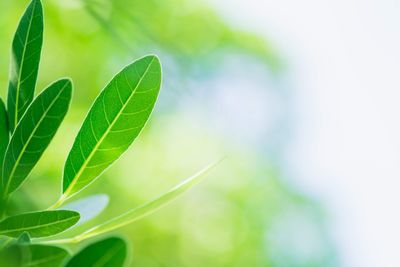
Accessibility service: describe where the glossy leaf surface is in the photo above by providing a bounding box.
[2,79,72,195]
[62,55,161,199]
[64,237,126,267]
[0,210,79,238]
[7,0,43,131]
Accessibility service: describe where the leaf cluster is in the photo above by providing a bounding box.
[0,1,216,266]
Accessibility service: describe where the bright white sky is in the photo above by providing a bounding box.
[208,0,400,266]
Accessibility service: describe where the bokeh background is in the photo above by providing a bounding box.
[1,0,399,266]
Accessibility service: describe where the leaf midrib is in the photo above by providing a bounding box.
[3,83,68,194]
[0,215,78,235]
[63,57,155,198]
[14,0,39,129]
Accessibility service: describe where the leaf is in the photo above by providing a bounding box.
[25,245,69,267]
[0,210,80,238]
[0,99,9,176]
[7,0,43,132]
[62,55,161,200]
[64,237,127,267]
[0,244,69,267]
[0,243,27,267]
[61,194,109,225]
[2,79,72,195]
[17,232,31,244]
[73,161,218,241]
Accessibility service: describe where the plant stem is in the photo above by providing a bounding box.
[48,194,68,210]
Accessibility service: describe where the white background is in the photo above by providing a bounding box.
[208,0,400,266]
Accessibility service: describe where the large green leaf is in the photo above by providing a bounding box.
[0,210,79,238]
[61,55,161,201]
[0,99,9,177]
[2,79,72,195]
[64,237,126,267]
[0,244,69,267]
[7,0,43,132]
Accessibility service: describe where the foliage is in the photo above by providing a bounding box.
[0,1,215,265]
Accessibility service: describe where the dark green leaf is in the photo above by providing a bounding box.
[0,99,9,176]
[62,55,161,200]
[7,0,43,132]
[17,232,31,244]
[64,237,127,267]
[0,243,28,267]
[0,210,79,238]
[2,79,72,195]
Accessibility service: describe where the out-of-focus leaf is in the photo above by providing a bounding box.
[0,99,8,176]
[0,243,69,267]
[7,0,43,132]
[0,243,27,267]
[74,162,217,241]
[2,79,72,195]
[17,232,30,244]
[61,55,161,200]
[0,210,79,238]
[25,244,69,267]
[64,237,126,267]
[61,194,109,225]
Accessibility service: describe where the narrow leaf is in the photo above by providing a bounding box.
[0,210,79,238]
[74,161,217,241]
[7,0,43,132]
[64,237,126,267]
[62,55,161,200]
[2,79,72,195]
[0,99,9,176]
[61,194,109,225]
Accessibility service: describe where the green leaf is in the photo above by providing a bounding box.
[0,244,69,267]
[64,237,126,267]
[62,55,161,200]
[60,194,109,225]
[25,245,69,267]
[0,210,79,238]
[7,0,43,132]
[17,232,31,244]
[2,79,72,195]
[0,99,9,176]
[73,161,218,241]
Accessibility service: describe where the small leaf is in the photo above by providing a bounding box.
[0,210,79,238]
[64,237,127,267]
[17,232,31,244]
[74,162,217,241]
[0,99,9,176]
[62,55,161,200]
[61,194,109,225]
[7,0,43,132]
[25,244,69,267]
[2,79,72,195]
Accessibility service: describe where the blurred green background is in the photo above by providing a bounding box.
[0,0,338,266]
